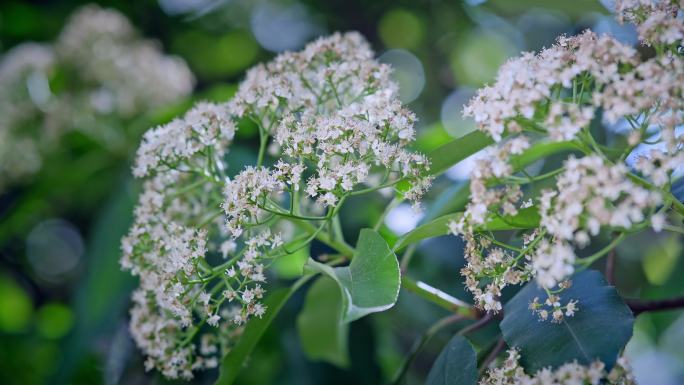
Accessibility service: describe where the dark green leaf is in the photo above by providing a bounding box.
[52,180,137,385]
[296,277,350,367]
[425,335,477,385]
[428,131,494,176]
[305,229,400,322]
[500,269,634,373]
[393,207,540,251]
[214,276,311,385]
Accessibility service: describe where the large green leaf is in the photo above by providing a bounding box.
[52,179,137,384]
[296,277,350,367]
[507,141,581,171]
[393,207,540,251]
[500,269,633,373]
[305,229,400,322]
[428,130,494,176]
[215,276,311,385]
[425,335,477,385]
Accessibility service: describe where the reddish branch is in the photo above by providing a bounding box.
[605,249,616,285]
[479,338,507,375]
[627,296,684,315]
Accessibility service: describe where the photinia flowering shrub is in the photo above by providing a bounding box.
[121,0,683,383]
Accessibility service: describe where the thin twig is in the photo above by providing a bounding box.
[390,314,465,385]
[605,249,616,285]
[457,313,494,336]
[627,296,684,315]
[478,338,507,375]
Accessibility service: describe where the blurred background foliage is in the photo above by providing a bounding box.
[0,0,682,384]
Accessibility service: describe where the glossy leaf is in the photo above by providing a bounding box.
[305,229,400,322]
[215,276,311,385]
[394,206,540,251]
[296,277,350,367]
[500,269,633,373]
[425,335,477,385]
[428,130,493,176]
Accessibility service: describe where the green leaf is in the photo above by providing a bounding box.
[642,235,682,285]
[305,229,401,322]
[425,335,477,385]
[52,180,136,384]
[500,269,634,373]
[215,276,311,385]
[296,277,350,367]
[272,243,309,279]
[431,140,581,218]
[507,140,581,171]
[393,207,540,251]
[428,130,494,176]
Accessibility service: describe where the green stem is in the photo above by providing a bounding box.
[401,276,476,318]
[627,173,684,217]
[577,233,626,267]
[374,197,403,231]
[663,224,684,235]
[295,219,356,256]
[256,124,268,167]
[399,244,417,272]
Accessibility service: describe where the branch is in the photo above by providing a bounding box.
[479,338,507,375]
[457,313,494,336]
[627,296,684,315]
[605,249,616,285]
[390,314,465,385]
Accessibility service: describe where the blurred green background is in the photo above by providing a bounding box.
[1,0,682,384]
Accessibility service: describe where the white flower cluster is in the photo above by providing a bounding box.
[449,1,683,317]
[0,4,194,190]
[0,43,55,188]
[462,31,639,142]
[223,32,431,224]
[56,5,195,118]
[480,349,636,385]
[122,32,430,378]
[133,102,236,178]
[616,0,684,45]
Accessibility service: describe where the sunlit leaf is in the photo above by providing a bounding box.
[272,243,310,279]
[500,269,633,372]
[427,130,493,176]
[643,235,682,285]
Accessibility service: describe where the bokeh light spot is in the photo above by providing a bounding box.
[378,9,424,50]
[26,219,84,283]
[250,3,322,52]
[450,30,515,86]
[36,302,74,339]
[440,88,476,137]
[379,49,425,103]
[0,275,33,333]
